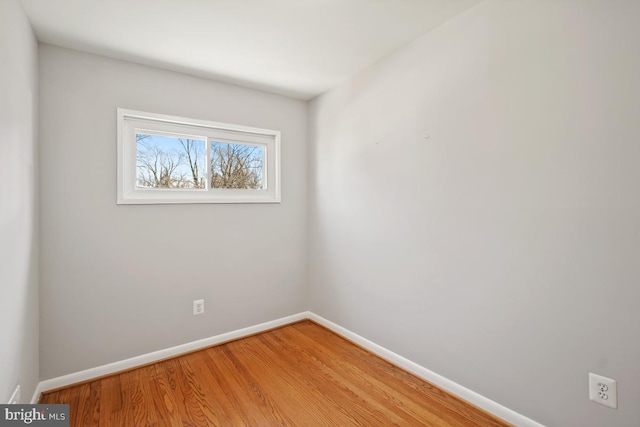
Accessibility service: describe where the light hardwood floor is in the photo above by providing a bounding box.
[40,320,512,426]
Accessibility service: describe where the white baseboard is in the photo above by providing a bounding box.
[31,310,543,426]
[8,385,20,404]
[32,312,308,402]
[308,312,544,427]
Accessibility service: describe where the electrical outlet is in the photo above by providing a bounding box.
[193,299,204,315]
[8,385,20,404]
[589,373,617,409]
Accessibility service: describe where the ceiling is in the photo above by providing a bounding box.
[20,0,482,100]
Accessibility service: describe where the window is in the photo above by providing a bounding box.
[117,109,280,204]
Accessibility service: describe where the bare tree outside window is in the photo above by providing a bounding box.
[136,134,205,189]
[179,138,205,188]
[136,134,264,191]
[210,142,264,189]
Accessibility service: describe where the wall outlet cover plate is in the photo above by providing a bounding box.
[589,373,617,409]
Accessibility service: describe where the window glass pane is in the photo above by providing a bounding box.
[210,141,264,189]
[136,134,205,189]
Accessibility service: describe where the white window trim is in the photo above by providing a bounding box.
[117,109,281,204]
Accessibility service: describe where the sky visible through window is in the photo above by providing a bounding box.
[136,133,205,189]
[136,133,264,190]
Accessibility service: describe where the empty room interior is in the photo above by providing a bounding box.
[2,0,639,426]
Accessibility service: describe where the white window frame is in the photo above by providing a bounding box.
[117,109,281,204]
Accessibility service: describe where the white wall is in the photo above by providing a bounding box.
[38,45,308,379]
[309,1,640,426]
[0,0,39,404]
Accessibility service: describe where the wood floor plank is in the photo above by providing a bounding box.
[189,351,250,427]
[76,381,101,426]
[136,365,162,427]
[56,382,83,426]
[39,320,512,427]
[98,374,121,427]
[175,354,225,427]
[147,364,183,427]
[156,358,203,427]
